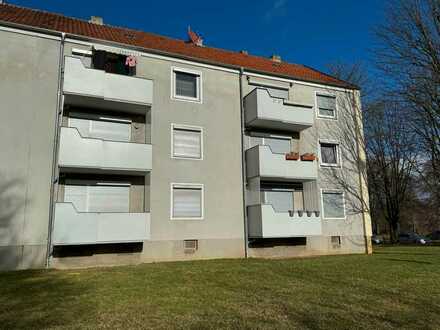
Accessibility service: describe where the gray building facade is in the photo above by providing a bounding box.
[0,4,372,270]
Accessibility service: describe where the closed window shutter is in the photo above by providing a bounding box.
[90,120,131,142]
[64,185,88,212]
[88,185,129,212]
[64,184,129,212]
[323,192,345,218]
[321,143,338,164]
[69,116,131,142]
[175,71,198,98]
[173,128,201,158]
[173,187,202,218]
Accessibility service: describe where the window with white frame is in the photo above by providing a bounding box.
[322,191,345,219]
[317,94,337,118]
[69,112,131,142]
[171,184,204,219]
[172,125,203,159]
[64,182,130,213]
[172,68,201,102]
[320,142,340,166]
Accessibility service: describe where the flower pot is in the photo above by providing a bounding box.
[285,152,299,161]
[301,153,316,161]
[315,211,320,217]
[298,210,304,217]
[288,210,295,217]
[306,211,312,217]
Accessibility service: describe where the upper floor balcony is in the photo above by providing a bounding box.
[247,204,321,238]
[63,56,153,109]
[246,145,318,181]
[52,203,150,245]
[58,126,152,174]
[244,88,314,131]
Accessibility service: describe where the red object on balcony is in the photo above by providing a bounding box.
[285,152,299,160]
[301,153,316,161]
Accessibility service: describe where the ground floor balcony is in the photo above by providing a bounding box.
[247,204,322,238]
[52,203,150,245]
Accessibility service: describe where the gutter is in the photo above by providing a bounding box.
[238,67,248,258]
[45,31,66,268]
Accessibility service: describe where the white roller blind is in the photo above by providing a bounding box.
[69,116,131,142]
[172,186,202,218]
[320,143,338,164]
[64,184,129,213]
[173,127,202,159]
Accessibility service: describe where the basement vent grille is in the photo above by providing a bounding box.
[331,236,341,248]
[184,240,198,253]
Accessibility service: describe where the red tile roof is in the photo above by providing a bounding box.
[0,3,356,89]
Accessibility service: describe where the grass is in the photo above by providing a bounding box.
[0,246,439,329]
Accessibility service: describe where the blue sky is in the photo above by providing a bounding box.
[10,0,386,73]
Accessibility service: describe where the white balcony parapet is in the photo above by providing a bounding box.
[244,88,314,131]
[246,145,318,181]
[53,203,150,245]
[58,127,152,173]
[63,56,153,105]
[247,204,322,238]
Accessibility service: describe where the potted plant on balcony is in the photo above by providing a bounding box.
[285,152,299,161]
[301,153,316,161]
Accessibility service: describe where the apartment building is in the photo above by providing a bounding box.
[0,3,372,270]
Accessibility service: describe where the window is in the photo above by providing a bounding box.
[320,142,340,166]
[317,94,337,118]
[172,67,202,102]
[171,184,204,219]
[69,113,131,142]
[331,236,341,248]
[64,182,130,213]
[172,125,203,159]
[322,191,345,219]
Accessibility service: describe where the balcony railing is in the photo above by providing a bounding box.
[247,204,322,238]
[244,88,314,131]
[58,127,152,173]
[246,145,318,181]
[63,56,153,105]
[52,203,150,245]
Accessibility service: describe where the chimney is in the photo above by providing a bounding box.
[240,50,248,55]
[89,16,103,25]
[271,54,281,63]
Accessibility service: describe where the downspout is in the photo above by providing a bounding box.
[239,67,248,258]
[46,32,66,268]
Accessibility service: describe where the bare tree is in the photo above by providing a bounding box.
[326,63,419,242]
[375,0,440,227]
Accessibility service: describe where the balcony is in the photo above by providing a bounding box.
[58,127,152,174]
[247,204,321,238]
[63,56,153,107]
[52,203,150,245]
[246,145,318,181]
[244,88,314,131]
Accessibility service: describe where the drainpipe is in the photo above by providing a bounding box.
[239,67,249,258]
[45,32,66,268]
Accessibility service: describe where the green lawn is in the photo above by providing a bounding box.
[1,246,439,329]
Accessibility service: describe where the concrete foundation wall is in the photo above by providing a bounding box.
[0,30,60,270]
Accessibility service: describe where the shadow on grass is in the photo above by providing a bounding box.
[382,258,433,265]
[0,270,96,329]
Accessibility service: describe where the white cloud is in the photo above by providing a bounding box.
[264,0,287,22]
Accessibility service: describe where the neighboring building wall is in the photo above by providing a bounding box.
[0,30,60,270]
